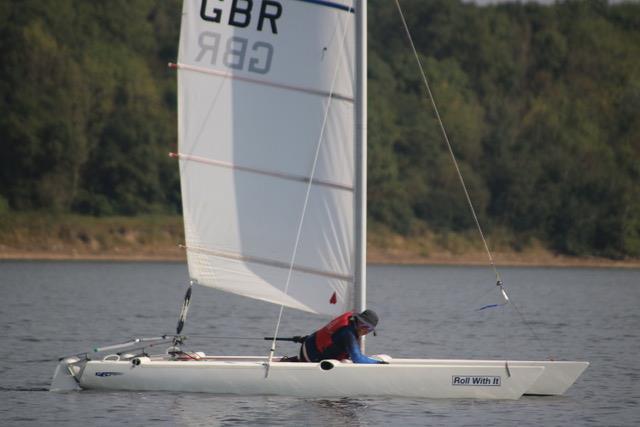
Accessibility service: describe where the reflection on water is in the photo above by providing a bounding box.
[1,261,639,426]
[166,395,368,427]
[308,398,367,426]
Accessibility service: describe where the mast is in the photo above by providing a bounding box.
[354,0,367,316]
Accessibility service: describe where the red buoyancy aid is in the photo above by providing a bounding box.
[314,311,353,354]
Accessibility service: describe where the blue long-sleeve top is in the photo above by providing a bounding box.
[302,324,382,364]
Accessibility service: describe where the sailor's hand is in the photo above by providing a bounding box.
[372,354,392,364]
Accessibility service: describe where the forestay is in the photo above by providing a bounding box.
[175,0,356,315]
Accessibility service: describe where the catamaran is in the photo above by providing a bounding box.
[51,0,587,399]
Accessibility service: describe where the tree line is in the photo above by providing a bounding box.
[1,0,639,258]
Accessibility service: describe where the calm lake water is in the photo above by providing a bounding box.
[0,261,638,426]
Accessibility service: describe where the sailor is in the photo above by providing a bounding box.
[298,309,386,364]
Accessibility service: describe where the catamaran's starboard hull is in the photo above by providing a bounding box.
[60,356,552,399]
[389,359,589,396]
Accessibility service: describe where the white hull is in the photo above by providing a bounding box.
[389,358,589,396]
[52,354,586,399]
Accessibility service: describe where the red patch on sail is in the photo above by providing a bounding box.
[329,292,337,304]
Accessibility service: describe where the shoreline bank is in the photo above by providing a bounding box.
[2,249,639,269]
[2,214,638,268]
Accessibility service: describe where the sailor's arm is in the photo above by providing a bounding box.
[339,329,385,364]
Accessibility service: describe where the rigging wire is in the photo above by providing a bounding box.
[266,10,354,374]
[393,0,500,286]
[393,0,551,356]
[509,299,550,355]
[178,335,266,340]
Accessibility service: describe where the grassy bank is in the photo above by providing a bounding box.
[0,213,184,261]
[367,223,640,268]
[1,213,638,268]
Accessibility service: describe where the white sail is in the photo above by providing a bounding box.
[176,0,356,315]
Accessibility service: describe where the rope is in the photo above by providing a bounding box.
[393,0,501,285]
[175,280,193,336]
[266,9,354,374]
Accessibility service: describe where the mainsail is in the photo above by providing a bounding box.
[175,0,356,315]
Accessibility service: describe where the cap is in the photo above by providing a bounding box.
[354,309,378,330]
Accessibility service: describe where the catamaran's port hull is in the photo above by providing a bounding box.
[49,355,587,400]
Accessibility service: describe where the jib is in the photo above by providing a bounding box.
[200,0,283,34]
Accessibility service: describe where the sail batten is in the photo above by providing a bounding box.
[173,152,353,192]
[177,0,355,315]
[173,62,354,102]
[184,245,353,282]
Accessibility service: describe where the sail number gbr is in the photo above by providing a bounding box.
[195,0,282,75]
[195,31,273,75]
[200,0,282,34]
